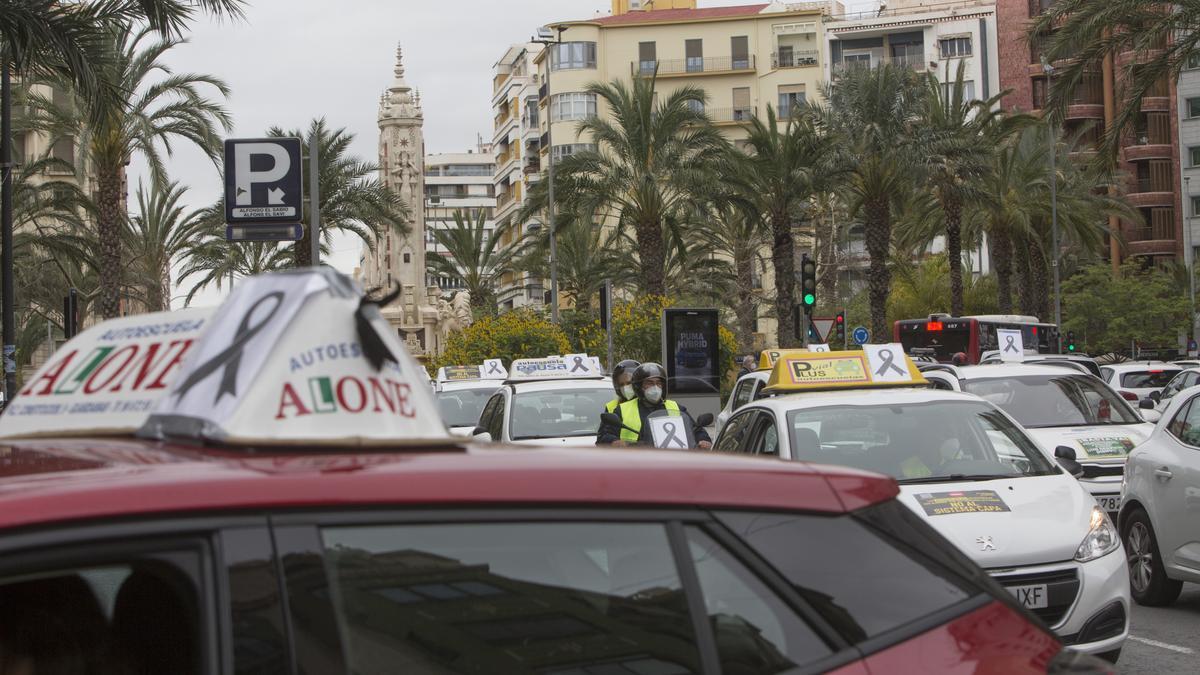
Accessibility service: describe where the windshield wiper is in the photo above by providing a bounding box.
[897,474,1013,484]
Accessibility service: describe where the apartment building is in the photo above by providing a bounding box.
[998,0,1182,265]
[491,42,548,310]
[1177,61,1200,266]
[424,144,497,290]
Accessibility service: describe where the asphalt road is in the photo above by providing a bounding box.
[1119,583,1200,674]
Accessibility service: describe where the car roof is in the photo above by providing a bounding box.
[510,379,613,394]
[438,380,504,392]
[0,440,896,531]
[748,386,982,411]
[955,363,1098,380]
[1104,362,1182,372]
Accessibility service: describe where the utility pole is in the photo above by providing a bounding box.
[309,139,320,267]
[1042,59,1062,347]
[1,63,16,402]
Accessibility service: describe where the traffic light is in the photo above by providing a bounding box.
[1066,330,1076,353]
[835,311,845,344]
[800,254,817,314]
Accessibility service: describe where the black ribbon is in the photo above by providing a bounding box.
[570,355,588,373]
[357,283,404,371]
[486,360,504,376]
[875,348,906,377]
[1003,334,1019,353]
[661,421,685,448]
[174,291,284,404]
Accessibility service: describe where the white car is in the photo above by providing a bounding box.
[714,382,1130,661]
[472,357,613,446]
[436,380,503,436]
[717,370,769,434]
[1119,384,1200,607]
[1153,367,1200,411]
[1099,362,1182,403]
[956,364,1157,513]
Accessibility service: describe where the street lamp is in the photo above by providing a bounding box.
[532,25,567,324]
[1042,58,1063,346]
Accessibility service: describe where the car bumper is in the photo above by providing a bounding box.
[989,550,1129,656]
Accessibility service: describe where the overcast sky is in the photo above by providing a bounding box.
[140,0,874,308]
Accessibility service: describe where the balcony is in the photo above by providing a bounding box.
[772,50,819,69]
[1126,212,1176,257]
[833,54,925,75]
[523,156,541,175]
[631,55,756,77]
[708,106,757,125]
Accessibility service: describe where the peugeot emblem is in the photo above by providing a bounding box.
[976,536,996,551]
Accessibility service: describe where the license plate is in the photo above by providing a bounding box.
[1096,495,1120,512]
[1009,584,1049,609]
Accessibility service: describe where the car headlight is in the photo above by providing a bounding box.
[1075,506,1120,562]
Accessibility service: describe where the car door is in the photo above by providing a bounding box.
[1153,396,1200,576]
[713,409,760,454]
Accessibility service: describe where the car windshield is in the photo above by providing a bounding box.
[510,388,613,440]
[786,400,1058,484]
[436,387,497,427]
[1120,370,1180,388]
[962,374,1141,428]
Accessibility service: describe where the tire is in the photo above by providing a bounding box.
[1097,648,1121,664]
[1122,508,1183,607]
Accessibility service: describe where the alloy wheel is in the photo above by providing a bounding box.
[1127,521,1154,594]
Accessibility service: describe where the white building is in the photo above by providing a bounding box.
[1178,58,1200,266]
[424,144,497,290]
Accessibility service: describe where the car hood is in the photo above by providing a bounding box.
[897,475,1092,569]
[1023,424,1153,462]
[510,436,598,447]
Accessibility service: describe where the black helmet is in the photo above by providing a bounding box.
[612,359,641,397]
[632,362,668,396]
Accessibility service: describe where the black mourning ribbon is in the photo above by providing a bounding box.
[174,291,284,404]
[570,355,588,373]
[661,421,685,448]
[875,349,906,377]
[357,284,404,371]
[1003,334,1019,353]
[486,361,503,376]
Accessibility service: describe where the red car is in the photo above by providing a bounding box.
[0,270,1108,674]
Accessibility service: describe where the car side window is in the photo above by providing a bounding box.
[482,393,505,438]
[749,414,780,456]
[1100,367,1114,384]
[1169,399,1200,447]
[731,378,755,411]
[715,411,757,454]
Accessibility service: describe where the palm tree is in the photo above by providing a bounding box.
[516,211,626,313]
[732,106,837,347]
[124,180,206,311]
[270,118,409,268]
[823,64,923,340]
[177,217,293,305]
[426,209,515,315]
[27,24,231,318]
[692,203,768,349]
[528,73,728,296]
[1029,0,1194,158]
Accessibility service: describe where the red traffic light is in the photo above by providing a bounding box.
[836,314,844,323]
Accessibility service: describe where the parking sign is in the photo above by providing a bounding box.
[224,138,304,241]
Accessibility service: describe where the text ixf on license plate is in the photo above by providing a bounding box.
[1096,494,1120,512]
[1009,584,1049,609]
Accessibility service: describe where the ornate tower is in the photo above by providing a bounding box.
[370,44,426,294]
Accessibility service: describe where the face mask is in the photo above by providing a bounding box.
[621,384,636,401]
[643,386,663,404]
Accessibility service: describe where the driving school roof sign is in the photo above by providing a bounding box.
[764,348,927,393]
[508,355,602,381]
[224,137,303,241]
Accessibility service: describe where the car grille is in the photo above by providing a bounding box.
[1080,463,1124,479]
[990,568,1080,627]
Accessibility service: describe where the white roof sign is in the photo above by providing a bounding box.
[509,355,602,381]
[0,308,213,439]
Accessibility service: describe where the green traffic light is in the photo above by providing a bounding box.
[1067,344,1076,352]
[803,293,816,305]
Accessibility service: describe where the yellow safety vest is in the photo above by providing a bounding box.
[900,456,933,479]
[606,399,621,413]
[618,398,681,443]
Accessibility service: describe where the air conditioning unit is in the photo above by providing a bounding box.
[428,195,441,204]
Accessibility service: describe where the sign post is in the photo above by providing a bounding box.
[601,279,613,373]
[309,139,320,266]
[224,138,305,243]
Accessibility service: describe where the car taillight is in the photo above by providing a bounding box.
[1119,391,1139,402]
[1046,648,1116,674]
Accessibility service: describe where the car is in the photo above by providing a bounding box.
[711,350,1132,661]
[718,370,769,434]
[1118,383,1200,608]
[956,364,1157,514]
[472,357,614,446]
[980,352,1103,378]
[1098,362,1183,403]
[433,363,507,436]
[0,271,1108,675]
[1152,367,1200,411]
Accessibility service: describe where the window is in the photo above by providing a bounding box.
[939,36,972,58]
[1192,195,1200,217]
[550,143,596,164]
[510,387,612,440]
[1189,97,1200,119]
[941,80,977,102]
[549,92,597,122]
[1169,397,1200,446]
[550,41,597,71]
[639,41,657,74]
[1032,76,1048,109]
[686,38,703,72]
[841,52,871,70]
[1121,369,1183,389]
[1191,147,1200,167]
[751,417,780,456]
[1189,52,1200,70]
[962,374,1143,429]
[731,379,756,411]
[778,84,806,118]
[12,132,24,164]
[436,387,498,428]
[480,393,504,438]
[321,522,703,673]
[51,135,75,167]
[714,410,757,453]
[402,252,411,264]
[684,527,831,670]
[732,87,752,120]
[686,99,704,114]
[719,508,975,643]
[731,36,750,69]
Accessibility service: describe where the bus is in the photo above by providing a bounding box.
[893,314,1061,364]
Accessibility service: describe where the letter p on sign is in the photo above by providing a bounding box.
[223,137,304,226]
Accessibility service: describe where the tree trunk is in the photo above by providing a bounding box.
[1030,244,1050,320]
[96,168,124,318]
[771,210,798,348]
[816,201,839,306]
[943,195,964,317]
[293,228,313,268]
[864,197,892,341]
[637,217,666,296]
[733,247,757,350]
[1015,240,1035,316]
[992,224,1013,314]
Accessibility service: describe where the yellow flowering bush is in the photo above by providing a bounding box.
[431,309,571,374]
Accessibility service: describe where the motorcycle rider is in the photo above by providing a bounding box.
[597,362,712,449]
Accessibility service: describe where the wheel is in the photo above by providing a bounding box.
[1122,509,1183,606]
[1097,648,1121,664]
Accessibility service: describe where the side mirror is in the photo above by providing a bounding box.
[472,428,492,443]
[694,413,714,428]
[1139,398,1156,410]
[1054,445,1083,478]
[601,412,622,427]
[1149,390,1162,402]
[472,425,487,436]
[1142,409,1162,424]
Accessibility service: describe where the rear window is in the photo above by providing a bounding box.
[1121,370,1181,388]
[436,387,496,427]
[510,387,612,440]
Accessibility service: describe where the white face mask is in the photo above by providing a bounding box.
[620,384,636,401]
[643,386,664,404]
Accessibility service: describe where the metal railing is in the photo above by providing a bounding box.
[1134,177,1173,193]
[833,55,925,74]
[1128,221,1175,242]
[708,106,757,123]
[772,50,819,68]
[1132,114,1172,145]
[631,55,756,76]
[495,191,515,209]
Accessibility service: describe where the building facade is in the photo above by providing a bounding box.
[1177,61,1200,267]
[424,144,497,290]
